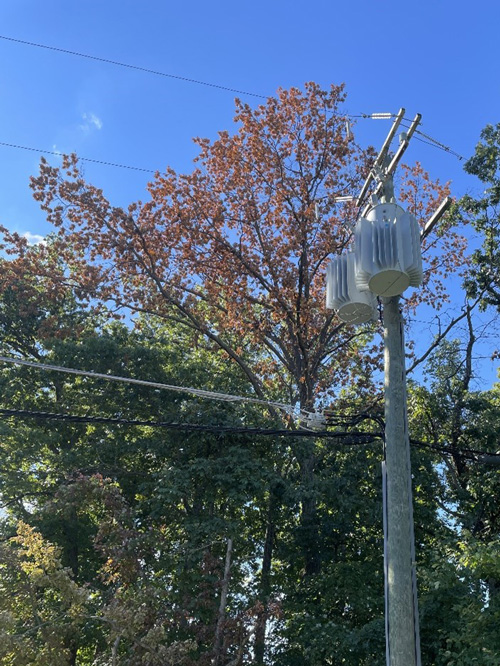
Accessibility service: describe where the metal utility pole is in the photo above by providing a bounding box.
[383,296,420,666]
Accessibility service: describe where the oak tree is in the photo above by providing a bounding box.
[1,83,471,664]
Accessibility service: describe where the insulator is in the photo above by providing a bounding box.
[326,252,378,324]
[354,203,423,298]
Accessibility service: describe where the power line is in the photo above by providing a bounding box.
[356,112,464,160]
[0,141,156,174]
[400,120,465,161]
[0,35,267,100]
[0,354,303,417]
[0,355,352,424]
[0,407,379,443]
[0,126,465,181]
[408,438,500,461]
[0,35,466,166]
[1,407,498,463]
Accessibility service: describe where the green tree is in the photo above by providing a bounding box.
[0,521,88,666]
[0,84,474,664]
[408,322,500,663]
[0,242,286,663]
[462,123,500,310]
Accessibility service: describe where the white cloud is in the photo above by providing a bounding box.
[23,232,46,246]
[79,112,103,132]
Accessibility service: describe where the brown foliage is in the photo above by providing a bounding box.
[23,83,467,409]
[398,162,467,311]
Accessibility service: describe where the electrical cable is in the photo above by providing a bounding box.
[0,35,267,100]
[382,457,390,665]
[0,36,466,167]
[401,320,422,666]
[0,354,301,416]
[408,438,500,461]
[0,141,156,174]
[0,355,367,423]
[400,120,465,161]
[0,406,498,462]
[0,407,380,443]
[356,112,464,161]
[0,123,465,177]
[2,356,497,459]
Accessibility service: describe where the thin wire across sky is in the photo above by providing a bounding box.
[0,34,464,171]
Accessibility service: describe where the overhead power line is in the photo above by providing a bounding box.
[0,408,380,443]
[0,35,465,165]
[356,113,464,160]
[0,407,498,463]
[0,141,156,174]
[0,355,302,417]
[408,438,500,462]
[400,119,465,161]
[0,34,267,100]
[0,126,464,179]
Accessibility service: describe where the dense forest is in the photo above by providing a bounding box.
[0,86,499,665]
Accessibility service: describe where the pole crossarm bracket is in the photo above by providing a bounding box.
[421,196,453,240]
[356,108,407,209]
[358,112,422,217]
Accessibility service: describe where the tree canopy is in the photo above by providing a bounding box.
[0,84,497,665]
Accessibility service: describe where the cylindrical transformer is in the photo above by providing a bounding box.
[326,252,378,324]
[354,203,423,298]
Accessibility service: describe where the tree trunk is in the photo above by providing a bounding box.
[293,431,321,577]
[254,488,279,664]
[213,537,233,666]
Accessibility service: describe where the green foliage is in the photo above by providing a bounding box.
[0,522,88,665]
[3,119,500,663]
[461,123,500,309]
[6,296,499,663]
[408,335,500,664]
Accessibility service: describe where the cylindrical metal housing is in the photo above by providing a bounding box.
[354,203,423,298]
[326,252,377,324]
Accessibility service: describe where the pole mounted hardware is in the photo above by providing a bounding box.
[356,108,407,209]
[326,110,426,666]
[421,196,453,240]
[361,113,422,218]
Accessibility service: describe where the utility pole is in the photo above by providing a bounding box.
[326,109,452,665]
[378,180,451,666]
[383,295,419,666]
[327,109,453,664]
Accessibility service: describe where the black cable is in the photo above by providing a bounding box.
[0,122,465,179]
[409,438,500,461]
[0,35,466,165]
[0,127,464,180]
[400,120,465,161]
[354,114,465,160]
[0,407,380,443]
[0,35,267,100]
[0,141,156,174]
[1,407,499,463]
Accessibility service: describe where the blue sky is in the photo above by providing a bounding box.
[0,0,499,384]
